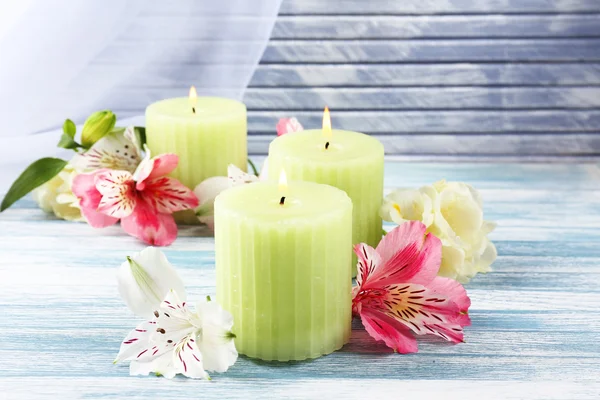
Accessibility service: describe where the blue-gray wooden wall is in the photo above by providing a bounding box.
[246,0,600,156]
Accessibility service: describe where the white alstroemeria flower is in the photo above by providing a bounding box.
[194,164,260,229]
[71,126,143,173]
[115,290,237,380]
[117,247,186,320]
[380,185,437,228]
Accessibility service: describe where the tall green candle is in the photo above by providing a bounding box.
[267,112,384,276]
[145,89,247,223]
[214,177,352,361]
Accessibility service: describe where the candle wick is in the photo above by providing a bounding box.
[325,142,330,150]
[279,196,286,205]
[192,107,196,114]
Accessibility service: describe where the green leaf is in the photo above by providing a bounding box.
[57,133,82,150]
[0,158,68,212]
[134,126,146,147]
[63,119,76,138]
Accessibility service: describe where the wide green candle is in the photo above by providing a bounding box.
[214,179,352,361]
[268,128,384,276]
[145,93,247,223]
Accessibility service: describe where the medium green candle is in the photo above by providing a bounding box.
[145,89,247,223]
[214,177,352,361]
[267,113,384,276]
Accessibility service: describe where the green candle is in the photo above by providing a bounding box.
[214,177,352,361]
[145,89,247,223]
[267,112,384,276]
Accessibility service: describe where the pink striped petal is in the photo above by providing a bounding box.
[382,284,466,343]
[376,221,427,265]
[360,308,418,354]
[72,171,119,228]
[276,117,304,136]
[95,170,137,218]
[368,222,442,287]
[135,154,179,190]
[428,276,472,317]
[143,176,199,214]
[354,243,381,289]
[121,200,178,246]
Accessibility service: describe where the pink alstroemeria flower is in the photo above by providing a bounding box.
[276,117,303,137]
[72,153,198,246]
[353,221,471,353]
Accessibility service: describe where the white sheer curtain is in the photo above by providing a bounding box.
[0,0,281,192]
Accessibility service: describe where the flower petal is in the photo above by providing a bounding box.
[354,243,382,289]
[427,276,471,315]
[152,290,200,335]
[360,308,418,354]
[173,334,210,379]
[376,221,427,266]
[194,176,230,228]
[196,300,238,373]
[365,222,442,288]
[380,187,436,228]
[276,117,304,136]
[135,153,179,190]
[117,247,187,320]
[228,164,259,186]
[114,320,170,363]
[258,158,269,181]
[71,130,142,173]
[71,171,119,228]
[130,352,176,379]
[95,170,137,218]
[381,283,467,343]
[121,200,178,246]
[143,176,199,214]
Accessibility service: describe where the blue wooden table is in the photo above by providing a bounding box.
[1,159,599,399]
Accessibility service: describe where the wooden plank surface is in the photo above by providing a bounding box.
[246,110,600,132]
[279,0,600,14]
[1,160,599,399]
[271,15,600,39]
[123,15,600,40]
[84,0,600,156]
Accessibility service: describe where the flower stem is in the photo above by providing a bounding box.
[382,228,388,237]
[248,159,259,177]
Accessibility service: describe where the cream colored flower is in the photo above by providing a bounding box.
[381,180,497,283]
[380,185,437,228]
[32,164,83,221]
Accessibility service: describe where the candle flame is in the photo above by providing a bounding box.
[278,169,288,192]
[189,86,197,111]
[322,106,332,139]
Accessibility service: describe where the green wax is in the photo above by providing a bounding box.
[214,181,352,361]
[268,129,384,276]
[145,97,247,223]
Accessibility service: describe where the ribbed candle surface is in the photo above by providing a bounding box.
[268,130,384,276]
[146,97,247,223]
[214,181,352,361]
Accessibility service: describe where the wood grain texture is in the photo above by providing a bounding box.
[88,0,600,156]
[102,64,600,87]
[271,15,600,39]
[122,15,600,40]
[109,87,600,110]
[247,134,600,155]
[279,0,600,15]
[1,161,599,399]
[246,110,600,132]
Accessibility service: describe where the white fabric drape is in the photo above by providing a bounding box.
[0,0,281,192]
